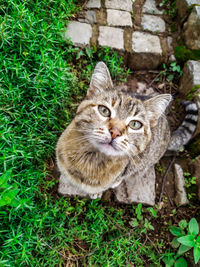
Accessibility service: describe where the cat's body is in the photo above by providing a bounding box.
[56,62,198,200]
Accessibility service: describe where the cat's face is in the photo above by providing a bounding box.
[74,62,172,157]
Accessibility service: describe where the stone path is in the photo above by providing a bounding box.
[65,0,174,70]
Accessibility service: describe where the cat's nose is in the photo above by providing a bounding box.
[109,127,122,139]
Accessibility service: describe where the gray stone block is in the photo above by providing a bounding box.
[86,0,101,9]
[98,26,124,50]
[183,6,200,50]
[107,9,133,27]
[105,0,133,11]
[179,60,200,95]
[65,21,92,47]
[86,10,97,24]
[141,14,166,32]
[176,0,199,20]
[130,31,162,69]
[114,167,156,206]
[142,0,163,15]
[174,164,189,206]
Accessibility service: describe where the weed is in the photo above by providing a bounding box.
[162,218,200,266]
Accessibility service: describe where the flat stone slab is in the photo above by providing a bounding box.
[174,164,189,206]
[142,0,163,15]
[183,6,200,50]
[98,26,124,50]
[130,31,162,69]
[105,0,133,11]
[107,9,133,27]
[86,0,101,9]
[179,60,200,95]
[132,31,162,54]
[114,167,156,206]
[141,14,166,32]
[65,21,92,47]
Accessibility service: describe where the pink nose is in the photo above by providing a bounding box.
[109,127,122,139]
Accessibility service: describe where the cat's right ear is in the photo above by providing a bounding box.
[87,62,113,98]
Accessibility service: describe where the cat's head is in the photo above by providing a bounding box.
[74,62,172,157]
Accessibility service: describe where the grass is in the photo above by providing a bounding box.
[0,0,199,266]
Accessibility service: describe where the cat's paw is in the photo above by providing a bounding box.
[111,179,122,188]
[89,192,103,199]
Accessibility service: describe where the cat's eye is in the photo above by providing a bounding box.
[98,105,111,117]
[129,120,143,130]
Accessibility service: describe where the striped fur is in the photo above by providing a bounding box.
[167,101,198,151]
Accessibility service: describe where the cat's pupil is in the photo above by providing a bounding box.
[129,120,142,130]
[98,105,111,117]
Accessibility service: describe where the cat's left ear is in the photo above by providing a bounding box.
[87,62,113,98]
[144,94,172,127]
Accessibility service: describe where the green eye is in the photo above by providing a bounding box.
[98,105,111,117]
[129,120,143,130]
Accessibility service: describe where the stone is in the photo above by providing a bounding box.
[179,60,200,95]
[65,21,92,47]
[86,0,101,9]
[58,174,103,199]
[174,164,189,206]
[176,0,199,20]
[141,14,166,32]
[114,167,156,206]
[107,9,133,27]
[98,26,124,50]
[142,0,163,15]
[85,10,97,24]
[105,0,133,11]
[129,31,162,69]
[183,6,200,50]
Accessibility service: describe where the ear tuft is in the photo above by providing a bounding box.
[144,94,172,127]
[87,62,113,98]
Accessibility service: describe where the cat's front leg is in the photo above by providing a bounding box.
[88,192,103,199]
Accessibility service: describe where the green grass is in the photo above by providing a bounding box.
[1,0,199,266]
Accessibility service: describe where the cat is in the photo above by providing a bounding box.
[56,62,198,200]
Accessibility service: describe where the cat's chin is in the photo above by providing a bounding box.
[95,142,125,157]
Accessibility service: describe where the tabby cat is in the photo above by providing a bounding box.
[56,62,198,199]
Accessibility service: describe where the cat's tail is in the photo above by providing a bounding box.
[167,101,198,152]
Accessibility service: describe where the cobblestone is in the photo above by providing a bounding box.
[98,26,124,50]
[65,21,92,47]
[107,9,133,27]
[86,0,101,9]
[105,0,133,11]
[141,14,166,32]
[142,0,163,15]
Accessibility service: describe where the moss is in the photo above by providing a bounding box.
[174,44,200,65]
[186,85,200,100]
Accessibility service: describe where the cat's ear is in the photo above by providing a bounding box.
[87,62,113,98]
[144,94,172,127]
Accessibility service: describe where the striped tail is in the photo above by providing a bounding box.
[167,101,198,151]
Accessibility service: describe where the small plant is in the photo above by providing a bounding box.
[163,218,200,266]
[0,169,21,207]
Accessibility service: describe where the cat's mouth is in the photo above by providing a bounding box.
[99,140,117,151]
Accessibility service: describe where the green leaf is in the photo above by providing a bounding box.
[0,169,12,187]
[188,218,199,236]
[174,257,187,267]
[162,256,175,267]
[179,220,188,230]
[194,245,200,264]
[177,244,191,255]
[177,235,195,247]
[171,237,180,248]
[170,226,183,237]
[196,235,200,243]
[129,218,138,228]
